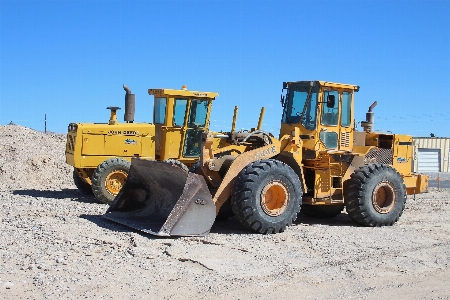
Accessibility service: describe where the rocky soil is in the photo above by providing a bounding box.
[1,124,449,299]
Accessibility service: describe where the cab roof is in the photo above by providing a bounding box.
[148,87,219,99]
[284,80,360,92]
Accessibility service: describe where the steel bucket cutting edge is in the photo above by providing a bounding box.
[104,158,216,237]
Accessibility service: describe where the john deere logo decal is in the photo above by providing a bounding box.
[125,139,138,145]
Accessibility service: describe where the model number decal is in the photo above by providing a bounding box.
[255,146,277,160]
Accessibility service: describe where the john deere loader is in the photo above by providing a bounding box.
[104,80,428,236]
[65,85,223,204]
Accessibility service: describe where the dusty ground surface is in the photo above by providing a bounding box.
[1,124,449,299]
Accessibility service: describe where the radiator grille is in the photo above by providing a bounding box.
[67,135,75,151]
[364,148,393,165]
[340,132,350,148]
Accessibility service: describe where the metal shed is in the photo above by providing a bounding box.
[412,137,450,173]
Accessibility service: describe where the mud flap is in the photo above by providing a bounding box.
[104,158,216,236]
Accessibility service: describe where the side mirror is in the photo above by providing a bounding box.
[327,95,335,108]
[280,86,287,108]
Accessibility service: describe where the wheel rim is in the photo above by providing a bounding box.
[260,180,289,216]
[372,181,396,214]
[105,170,127,196]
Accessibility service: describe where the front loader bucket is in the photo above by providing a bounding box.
[104,158,216,237]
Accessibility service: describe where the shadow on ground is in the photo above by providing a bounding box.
[210,212,358,234]
[81,212,251,238]
[296,211,356,227]
[11,188,361,235]
[12,188,97,203]
[81,210,358,239]
[80,213,143,236]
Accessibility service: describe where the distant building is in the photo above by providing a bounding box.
[412,137,450,172]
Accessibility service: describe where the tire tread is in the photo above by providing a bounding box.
[231,159,302,234]
[344,163,406,226]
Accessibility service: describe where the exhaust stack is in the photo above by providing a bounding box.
[123,84,135,123]
[361,101,377,132]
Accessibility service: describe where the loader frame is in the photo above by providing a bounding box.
[104,80,429,236]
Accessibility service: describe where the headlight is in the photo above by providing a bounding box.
[68,123,78,132]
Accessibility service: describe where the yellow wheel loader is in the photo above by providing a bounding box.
[65,85,223,204]
[104,80,428,236]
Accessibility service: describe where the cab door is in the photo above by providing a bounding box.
[318,89,353,151]
[318,89,340,150]
[182,99,210,157]
[160,97,187,159]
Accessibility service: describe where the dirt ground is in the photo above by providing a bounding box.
[1,125,449,299]
[1,188,449,300]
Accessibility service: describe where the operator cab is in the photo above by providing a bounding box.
[149,87,218,160]
[280,80,359,152]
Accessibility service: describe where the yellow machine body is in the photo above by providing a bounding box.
[66,123,157,169]
[66,88,218,170]
[104,81,429,236]
[276,81,427,202]
[65,86,221,203]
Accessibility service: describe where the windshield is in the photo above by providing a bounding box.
[188,99,209,128]
[282,83,318,130]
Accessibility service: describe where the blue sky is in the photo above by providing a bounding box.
[1,0,449,137]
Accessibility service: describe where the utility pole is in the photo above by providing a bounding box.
[45,114,47,133]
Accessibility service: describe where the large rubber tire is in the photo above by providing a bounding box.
[92,158,131,205]
[72,169,93,195]
[301,204,344,218]
[231,159,302,234]
[344,164,406,226]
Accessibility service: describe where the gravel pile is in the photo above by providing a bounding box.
[0,124,449,299]
[0,125,74,192]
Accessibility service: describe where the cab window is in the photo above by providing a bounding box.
[321,90,339,126]
[153,97,167,124]
[282,84,318,131]
[173,98,187,127]
[341,92,351,127]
